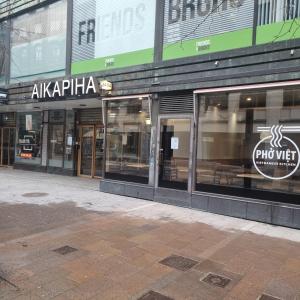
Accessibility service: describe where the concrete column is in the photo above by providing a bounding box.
[148,95,159,186]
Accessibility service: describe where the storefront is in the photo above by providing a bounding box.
[100,80,300,228]
[12,106,102,176]
[0,113,16,167]
[194,82,300,205]
[104,95,152,183]
[4,75,107,177]
[1,0,300,230]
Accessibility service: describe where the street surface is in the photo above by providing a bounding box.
[0,168,300,300]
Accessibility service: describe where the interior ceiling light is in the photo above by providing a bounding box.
[246,97,252,101]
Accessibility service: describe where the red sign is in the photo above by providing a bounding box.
[20,153,32,159]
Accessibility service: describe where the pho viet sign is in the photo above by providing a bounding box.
[253,125,300,180]
[31,76,101,100]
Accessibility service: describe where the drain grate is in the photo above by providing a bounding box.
[137,290,174,300]
[159,255,199,271]
[258,294,282,300]
[53,245,78,255]
[202,273,231,288]
[22,192,49,198]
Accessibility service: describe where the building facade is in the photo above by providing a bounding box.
[1,0,300,228]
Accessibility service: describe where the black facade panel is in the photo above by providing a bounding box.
[159,91,194,114]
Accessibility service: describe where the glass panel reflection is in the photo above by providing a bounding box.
[159,119,191,190]
[48,124,64,168]
[105,98,151,183]
[15,112,42,165]
[80,127,94,176]
[196,88,300,199]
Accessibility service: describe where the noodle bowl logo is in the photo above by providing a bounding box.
[252,125,300,180]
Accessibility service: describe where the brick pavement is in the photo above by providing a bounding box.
[0,169,300,300]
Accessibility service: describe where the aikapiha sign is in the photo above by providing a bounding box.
[31,77,101,100]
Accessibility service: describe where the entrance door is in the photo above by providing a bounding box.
[78,125,104,178]
[0,127,16,166]
[158,118,192,190]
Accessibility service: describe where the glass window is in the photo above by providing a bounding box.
[49,110,65,123]
[10,0,67,83]
[258,0,300,25]
[48,124,64,167]
[105,98,151,183]
[196,87,300,201]
[15,112,42,165]
[48,110,65,168]
[47,110,75,170]
[64,111,75,170]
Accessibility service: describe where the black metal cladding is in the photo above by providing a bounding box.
[0,112,15,127]
[0,0,50,20]
[78,108,102,125]
[164,0,254,45]
[159,92,194,114]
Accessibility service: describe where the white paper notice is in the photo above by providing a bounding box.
[122,134,128,145]
[25,115,32,131]
[171,137,179,150]
[67,136,73,146]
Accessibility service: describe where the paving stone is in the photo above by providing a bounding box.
[33,278,78,299]
[1,170,300,300]
[194,259,225,274]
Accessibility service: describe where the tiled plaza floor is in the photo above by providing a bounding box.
[1,169,300,300]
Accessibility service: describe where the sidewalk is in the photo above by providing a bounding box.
[0,168,300,300]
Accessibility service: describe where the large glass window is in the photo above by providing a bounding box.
[15,112,42,165]
[48,110,75,169]
[10,0,67,83]
[196,87,300,202]
[105,97,151,183]
[48,110,65,168]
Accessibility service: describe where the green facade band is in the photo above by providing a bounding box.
[163,28,253,61]
[72,48,154,75]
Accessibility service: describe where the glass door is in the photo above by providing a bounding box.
[78,126,94,177]
[9,128,16,165]
[78,125,104,178]
[158,119,191,190]
[0,128,16,166]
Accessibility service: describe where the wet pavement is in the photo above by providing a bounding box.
[1,168,300,300]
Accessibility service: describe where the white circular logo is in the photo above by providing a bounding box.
[252,125,300,180]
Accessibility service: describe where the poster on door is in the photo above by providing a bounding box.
[171,137,179,150]
[25,115,32,131]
